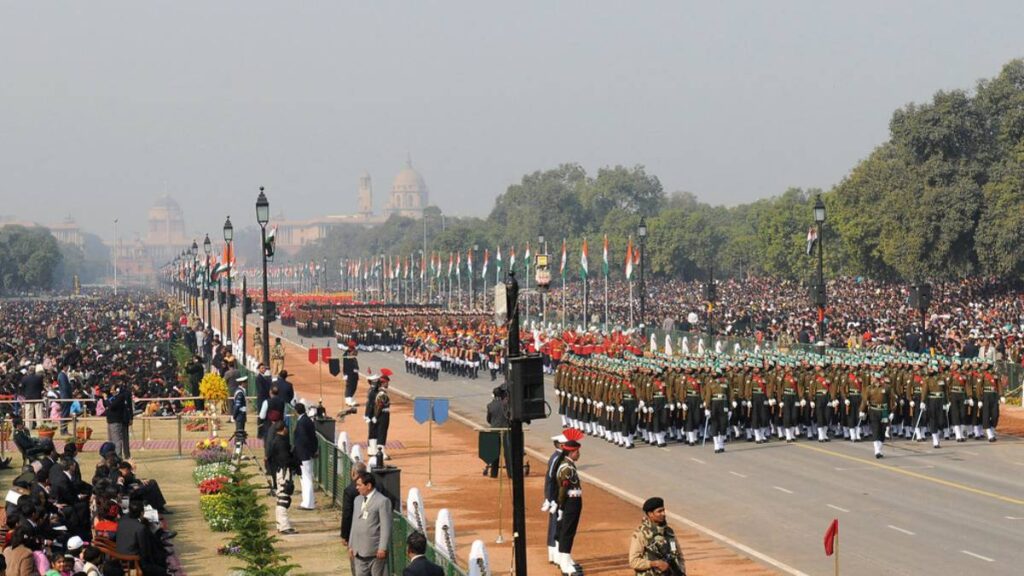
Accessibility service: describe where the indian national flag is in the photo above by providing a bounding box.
[524,242,531,268]
[482,249,490,278]
[509,245,516,272]
[560,238,567,278]
[496,246,503,277]
[580,238,589,279]
[602,235,609,277]
[625,236,634,280]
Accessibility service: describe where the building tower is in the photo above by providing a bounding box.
[358,171,373,215]
[386,157,428,219]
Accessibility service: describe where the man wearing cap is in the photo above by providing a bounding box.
[629,497,685,576]
[858,373,894,459]
[365,372,381,457]
[232,374,248,437]
[543,429,578,563]
[343,340,360,407]
[373,369,394,460]
[271,337,286,377]
[294,402,318,510]
[555,435,583,575]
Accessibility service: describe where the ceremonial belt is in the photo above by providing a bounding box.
[815,391,827,396]
[685,391,699,397]
[982,387,996,392]
[567,489,583,497]
[783,390,797,395]
[712,394,727,400]
[379,408,390,413]
[928,393,945,398]
[951,387,964,393]
[869,404,885,410]
[848,391,861,396]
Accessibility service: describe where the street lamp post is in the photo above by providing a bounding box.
[470,244,478,309]
[223,216,234,348]
[257,188,271,367]
[638,217,648,335]
[191,240,199,319]
[203,234,212,330]
[813,195,827,352]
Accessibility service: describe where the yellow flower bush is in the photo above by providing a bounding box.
[199,372,228,401]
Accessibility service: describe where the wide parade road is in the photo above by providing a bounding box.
[266,322,1024,576]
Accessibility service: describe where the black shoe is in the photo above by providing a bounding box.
[158,508,174,515]
[875,453,884,459]
[989,437,997,442]
[934,445,941,449]
[163,530,178,539]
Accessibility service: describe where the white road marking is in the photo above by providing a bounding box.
[961,550,995,562]
[887,525,915,536]
[1005,516,1023,520]
[729,471,747,478]
[827,504,849,513]
[961,451,979,456]
[690,457,706,464]
[773,486,794,494]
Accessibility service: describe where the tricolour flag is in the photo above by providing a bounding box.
[524,242,531,268]
[806,226,818,256]
[580,238,589,279]
[467,249,473,274]
[496,246,503,277]
[625,236,634,280]
[448,252,454,277]
[456,252,462,277]
[560,238,567,278]
[509,246,516,273]
[482,249,490,278]
[602,235,609,277]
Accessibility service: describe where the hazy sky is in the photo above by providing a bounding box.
[1,1,1022,243]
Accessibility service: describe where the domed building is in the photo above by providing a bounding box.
[146,195,188,247]
[385,159,429,218]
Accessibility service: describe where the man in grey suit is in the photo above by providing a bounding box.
[348,471,392,576]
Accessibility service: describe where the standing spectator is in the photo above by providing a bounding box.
[403,531,443,576]
[276,370,295,405]
[293,402,318,510]
[20,365,45,429]
[341,462,368,574]
[629,497,685,576]
[185,355,205,411]
[349,471,392,576]
[102,377,132,460]
[266,421,297,535]
[57,364,72,434]
[484,386,510,478]
[231,375,248,437]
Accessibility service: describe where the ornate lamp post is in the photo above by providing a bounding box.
[813,195,827,352]
[638,217,648,335]
[223,216,234,346]
[257,188,271,366]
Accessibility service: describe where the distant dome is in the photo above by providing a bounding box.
[148,195,183,219]
[392,163,427,194]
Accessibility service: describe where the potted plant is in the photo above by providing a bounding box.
[36,423,57,439]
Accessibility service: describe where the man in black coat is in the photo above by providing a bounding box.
[293,403,317,510]
[276,370,295,405]
[403,530,444,576]
[485,386,511,478]
[19,365,45,429]
[103,378,132,459]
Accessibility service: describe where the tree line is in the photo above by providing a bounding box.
[296,59,1024,284]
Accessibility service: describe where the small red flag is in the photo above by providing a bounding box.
[823,518,839,556]
[320,347,331,363]
[308,348,318,364]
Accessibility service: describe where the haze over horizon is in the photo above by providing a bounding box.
[1,1,1022,242]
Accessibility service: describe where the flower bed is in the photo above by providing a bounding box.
[192,438,232,465]
[200,493,233,531]
[193,462,234,486]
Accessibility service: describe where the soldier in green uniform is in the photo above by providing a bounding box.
[858,373,893,458]
[922,363,948,448]
[555,437,584,575]
[629,497,685,576]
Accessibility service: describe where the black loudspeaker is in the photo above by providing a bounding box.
[809,283,826,307]
[918,283,932,310]
[909,286,920,310]
[705,282,717,302]
[371,466,402,513]
[243,296,253,314]
[509,354,546,422]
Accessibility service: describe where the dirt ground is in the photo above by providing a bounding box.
[258,322,776,576]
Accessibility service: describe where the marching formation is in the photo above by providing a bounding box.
[555,349,1009,458]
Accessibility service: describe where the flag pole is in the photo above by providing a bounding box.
[834,530,839,576]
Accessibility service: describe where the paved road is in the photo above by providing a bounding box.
[260,319,1024,576]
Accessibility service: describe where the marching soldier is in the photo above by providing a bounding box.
[681,367,703,446]
[948,360,970,442]
[702,368,732,454]
[858,373,894,458]
[776,362,802,443]
[342,340,359,407]
[922,364,948,448]
[746,363,771,444]
[808,362,835,442]
[844,366,865,442]
[975,361,1006,441]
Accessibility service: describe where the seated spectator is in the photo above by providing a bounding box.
[115,499,168,575]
